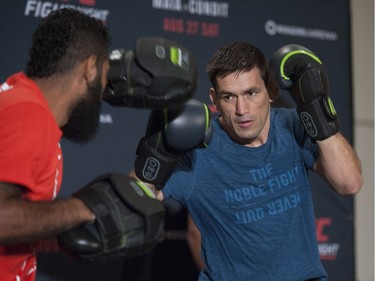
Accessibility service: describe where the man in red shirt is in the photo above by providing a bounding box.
[0,8,110,280]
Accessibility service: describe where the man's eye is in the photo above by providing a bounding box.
[223,95,235,102]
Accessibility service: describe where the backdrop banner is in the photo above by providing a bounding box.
[0,1,354,280]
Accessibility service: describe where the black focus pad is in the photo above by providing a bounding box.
[103,37,198,109]
[58,173,165,262]
[103,49,153,108]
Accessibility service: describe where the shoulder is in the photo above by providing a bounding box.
[271,107,304,135]
[0,74,57,143]
[1,74,45,105]
[272,107,299,123]
[1,72,51,118]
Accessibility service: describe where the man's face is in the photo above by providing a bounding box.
[210,67,271,147]
[61,61,109,143]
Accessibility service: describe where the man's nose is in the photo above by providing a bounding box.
[236,96,249,115]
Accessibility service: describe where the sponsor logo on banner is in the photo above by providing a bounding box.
[316,217,341,260]
[24,0,110,22]
[153,0,230,37]
[152,0,229,17]
[99,113,113,124]
[265,20,338,41]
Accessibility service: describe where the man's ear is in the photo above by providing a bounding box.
[209,88,219,110]
[84,55,98,83]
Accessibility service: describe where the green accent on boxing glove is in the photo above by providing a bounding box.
[326,96,337,117]
[280,49,322,81]
[136,180,156,199]
[202,103,211,147]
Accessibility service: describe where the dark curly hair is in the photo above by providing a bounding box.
[206,41,278,101]
[25,8,111,78]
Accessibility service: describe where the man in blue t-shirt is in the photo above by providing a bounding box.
[132,42,363,281]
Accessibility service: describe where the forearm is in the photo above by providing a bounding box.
[315,132,363,195]
[0,196,93,245]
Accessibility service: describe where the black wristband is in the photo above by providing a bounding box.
[134,137,180,187]
[298,97,340,140]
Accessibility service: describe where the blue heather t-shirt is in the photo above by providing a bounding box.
[162,107,327,281]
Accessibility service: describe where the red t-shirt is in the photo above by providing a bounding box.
[0,72,63,281]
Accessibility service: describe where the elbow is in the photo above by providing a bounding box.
[351,174,363,195]
[336,174,363,196]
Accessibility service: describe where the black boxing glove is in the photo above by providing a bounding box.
[134,99,212,189]
[270,44,339,140]
[103,37,197,109]
[58,174,164,262]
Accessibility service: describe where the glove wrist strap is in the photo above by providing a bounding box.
[298,97,340,140]
[135,138,179,187]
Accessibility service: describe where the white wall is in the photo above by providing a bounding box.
[351,0,374,280]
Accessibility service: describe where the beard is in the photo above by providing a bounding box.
[61,75,103,144]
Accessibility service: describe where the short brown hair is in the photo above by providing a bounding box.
[206,41,278,100]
